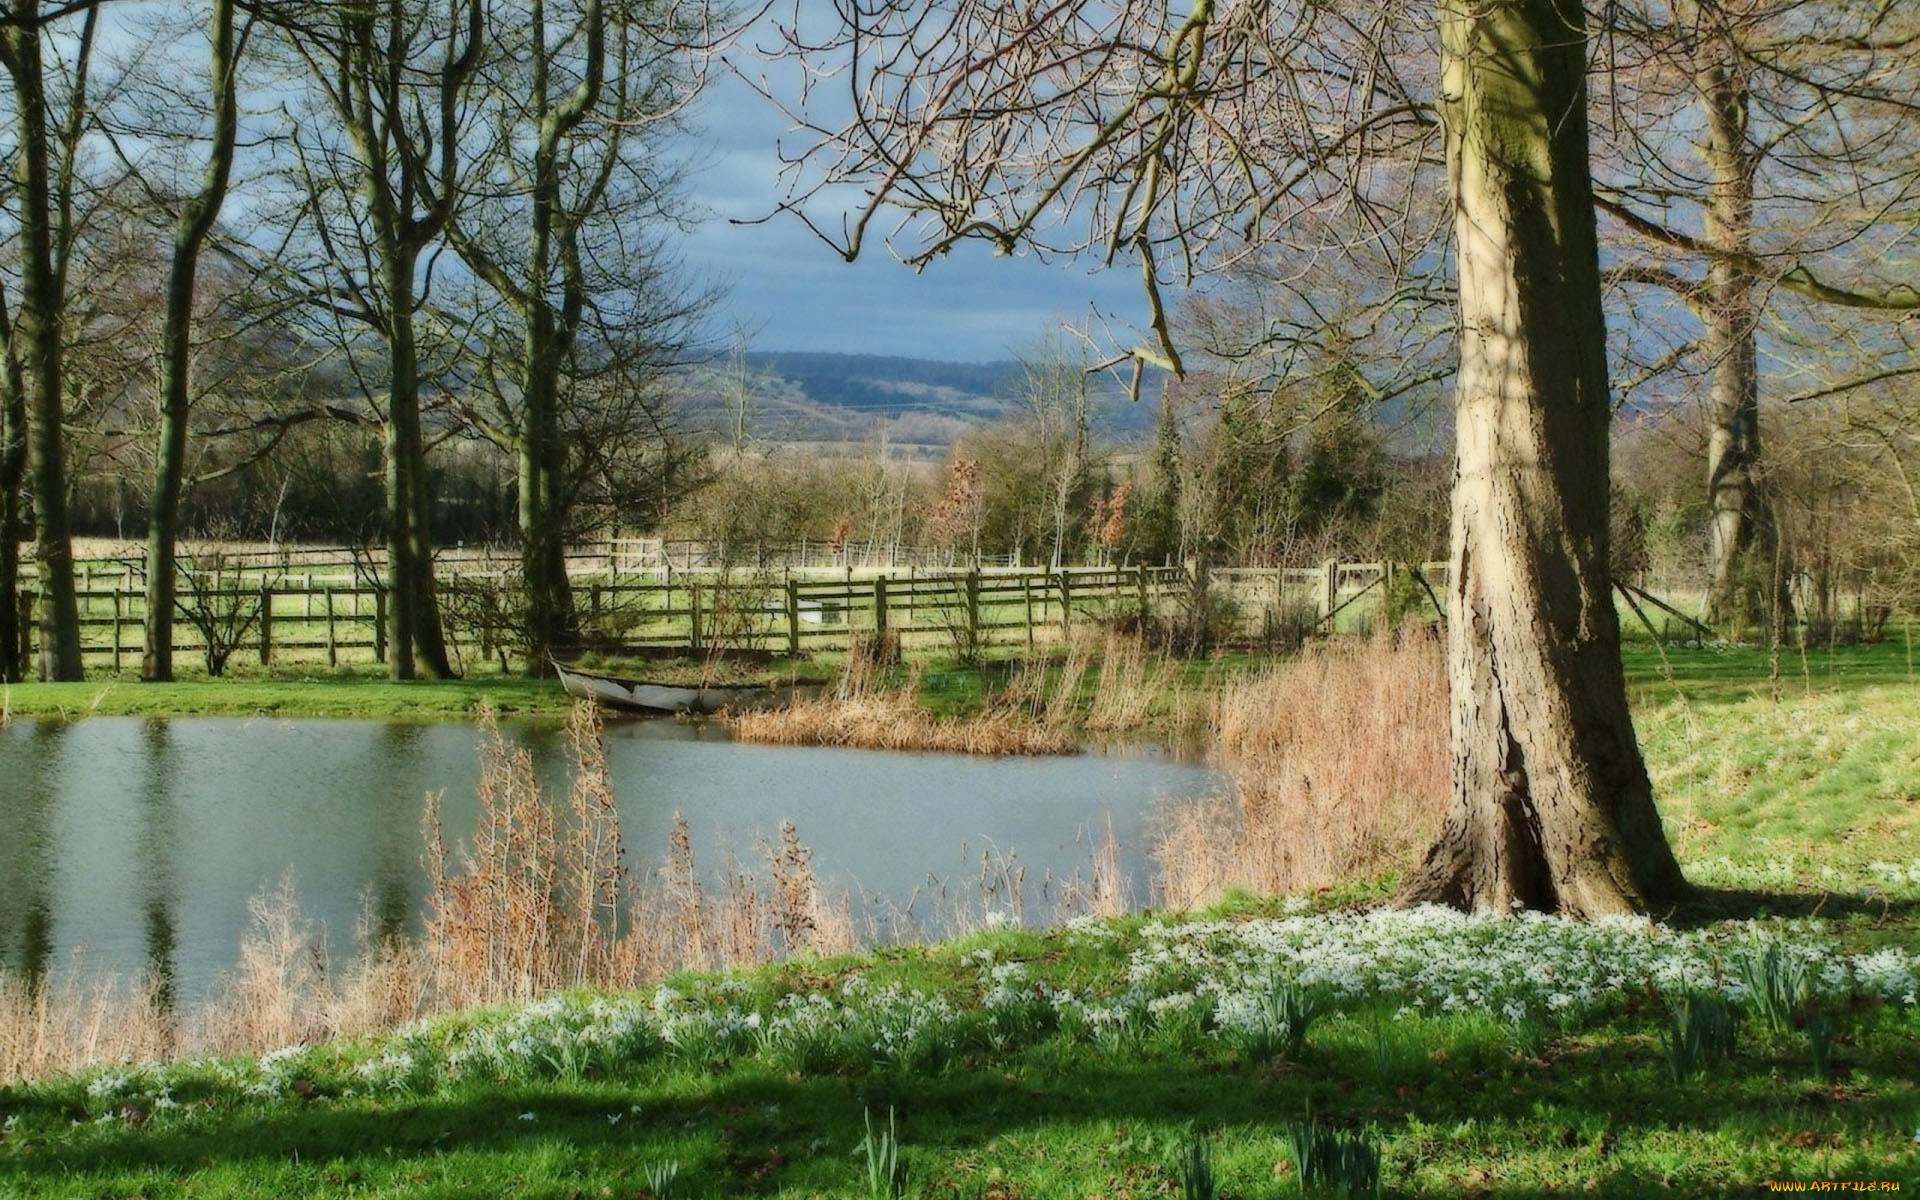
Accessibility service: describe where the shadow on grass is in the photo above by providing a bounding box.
[1665,886,1920,930]
[7,1024,1915,1199]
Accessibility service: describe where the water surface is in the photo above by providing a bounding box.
[0,717,1218,997]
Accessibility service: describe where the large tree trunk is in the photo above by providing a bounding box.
[400,390,453,677]
[382,246,453,681]
[144,0,240,683]
[3,3,83,681]
[513,0,596,670]
[1696,45,1785,632]
[520,344,577,668]
[381,249,421,681]
[1399,0,1687,917]
[0,327,24,683]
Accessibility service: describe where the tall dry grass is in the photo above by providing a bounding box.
[735,629,1193,756]
[0,702,859,1084]
[418,704,638,1007]
[730,658,1079,755]
[1153,630,1450,909]
[0,965,173,1084]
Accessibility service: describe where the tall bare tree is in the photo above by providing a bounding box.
[268,0,484,680]
[768,0,1685,914]
[1596,0,1920,627]
[0,0,100,680]
[140,0,247,682]
[446,0,715,667]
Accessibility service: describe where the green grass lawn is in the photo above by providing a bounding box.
[0,667,572,722]
[2,908,1915,1198]
[3,641,1920,1196]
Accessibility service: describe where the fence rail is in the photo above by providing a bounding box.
[25,538,1027,585]
[12,545,1878,673]
[11,560,1388,670]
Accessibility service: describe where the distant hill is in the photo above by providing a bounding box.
[677,351,1161,446]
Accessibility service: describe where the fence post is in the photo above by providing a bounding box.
[1023,575,1034,651]
[373,588,387,664]
[259,582,273,666]
[1321,559,1339,623]
[1057,570,1073,632]
[108,581,120,673]
[786,578,801,656]
[325,587,338,668]
[689,581,702,651]
[966,569,981,650]
[873,575,888,639]
[1136,563,1150,617]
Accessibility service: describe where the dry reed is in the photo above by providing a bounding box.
[0,962,172,1084]
[730,659,1078,755]
[192,875,336,1054]
[1055,818,1132,920]
[1085,633,1181,733]
[1153,629,1450,909]
[418,704,635,1007]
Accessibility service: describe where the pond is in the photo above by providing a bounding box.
[0,717,1221,999]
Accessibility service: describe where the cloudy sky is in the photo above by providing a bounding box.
[674,53,1150,365]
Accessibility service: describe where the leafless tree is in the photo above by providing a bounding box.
[0,0,108,680]
[258,0,486,681]
[764,0,1684,915]
[444,0,719,668]
[111,0,249,682]
[1594,0,1920,627]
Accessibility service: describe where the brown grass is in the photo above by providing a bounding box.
[1085,633,1185,734]
[0,964,173,1084]
[730,659,1078,755]
[1152,629,1450,909]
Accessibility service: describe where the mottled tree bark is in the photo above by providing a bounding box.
[1398,0,1687,917]
[312,0,477,681]
[445,0,604,669]
[515,0,598,669]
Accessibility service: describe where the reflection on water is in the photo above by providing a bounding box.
[0,717,1218,999]
[137,719,180,1007]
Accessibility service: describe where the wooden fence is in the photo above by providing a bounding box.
[21,549,1836,672]
[14,557,1436,670]
[12,564,1200,669]
[28,537,1023,585]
